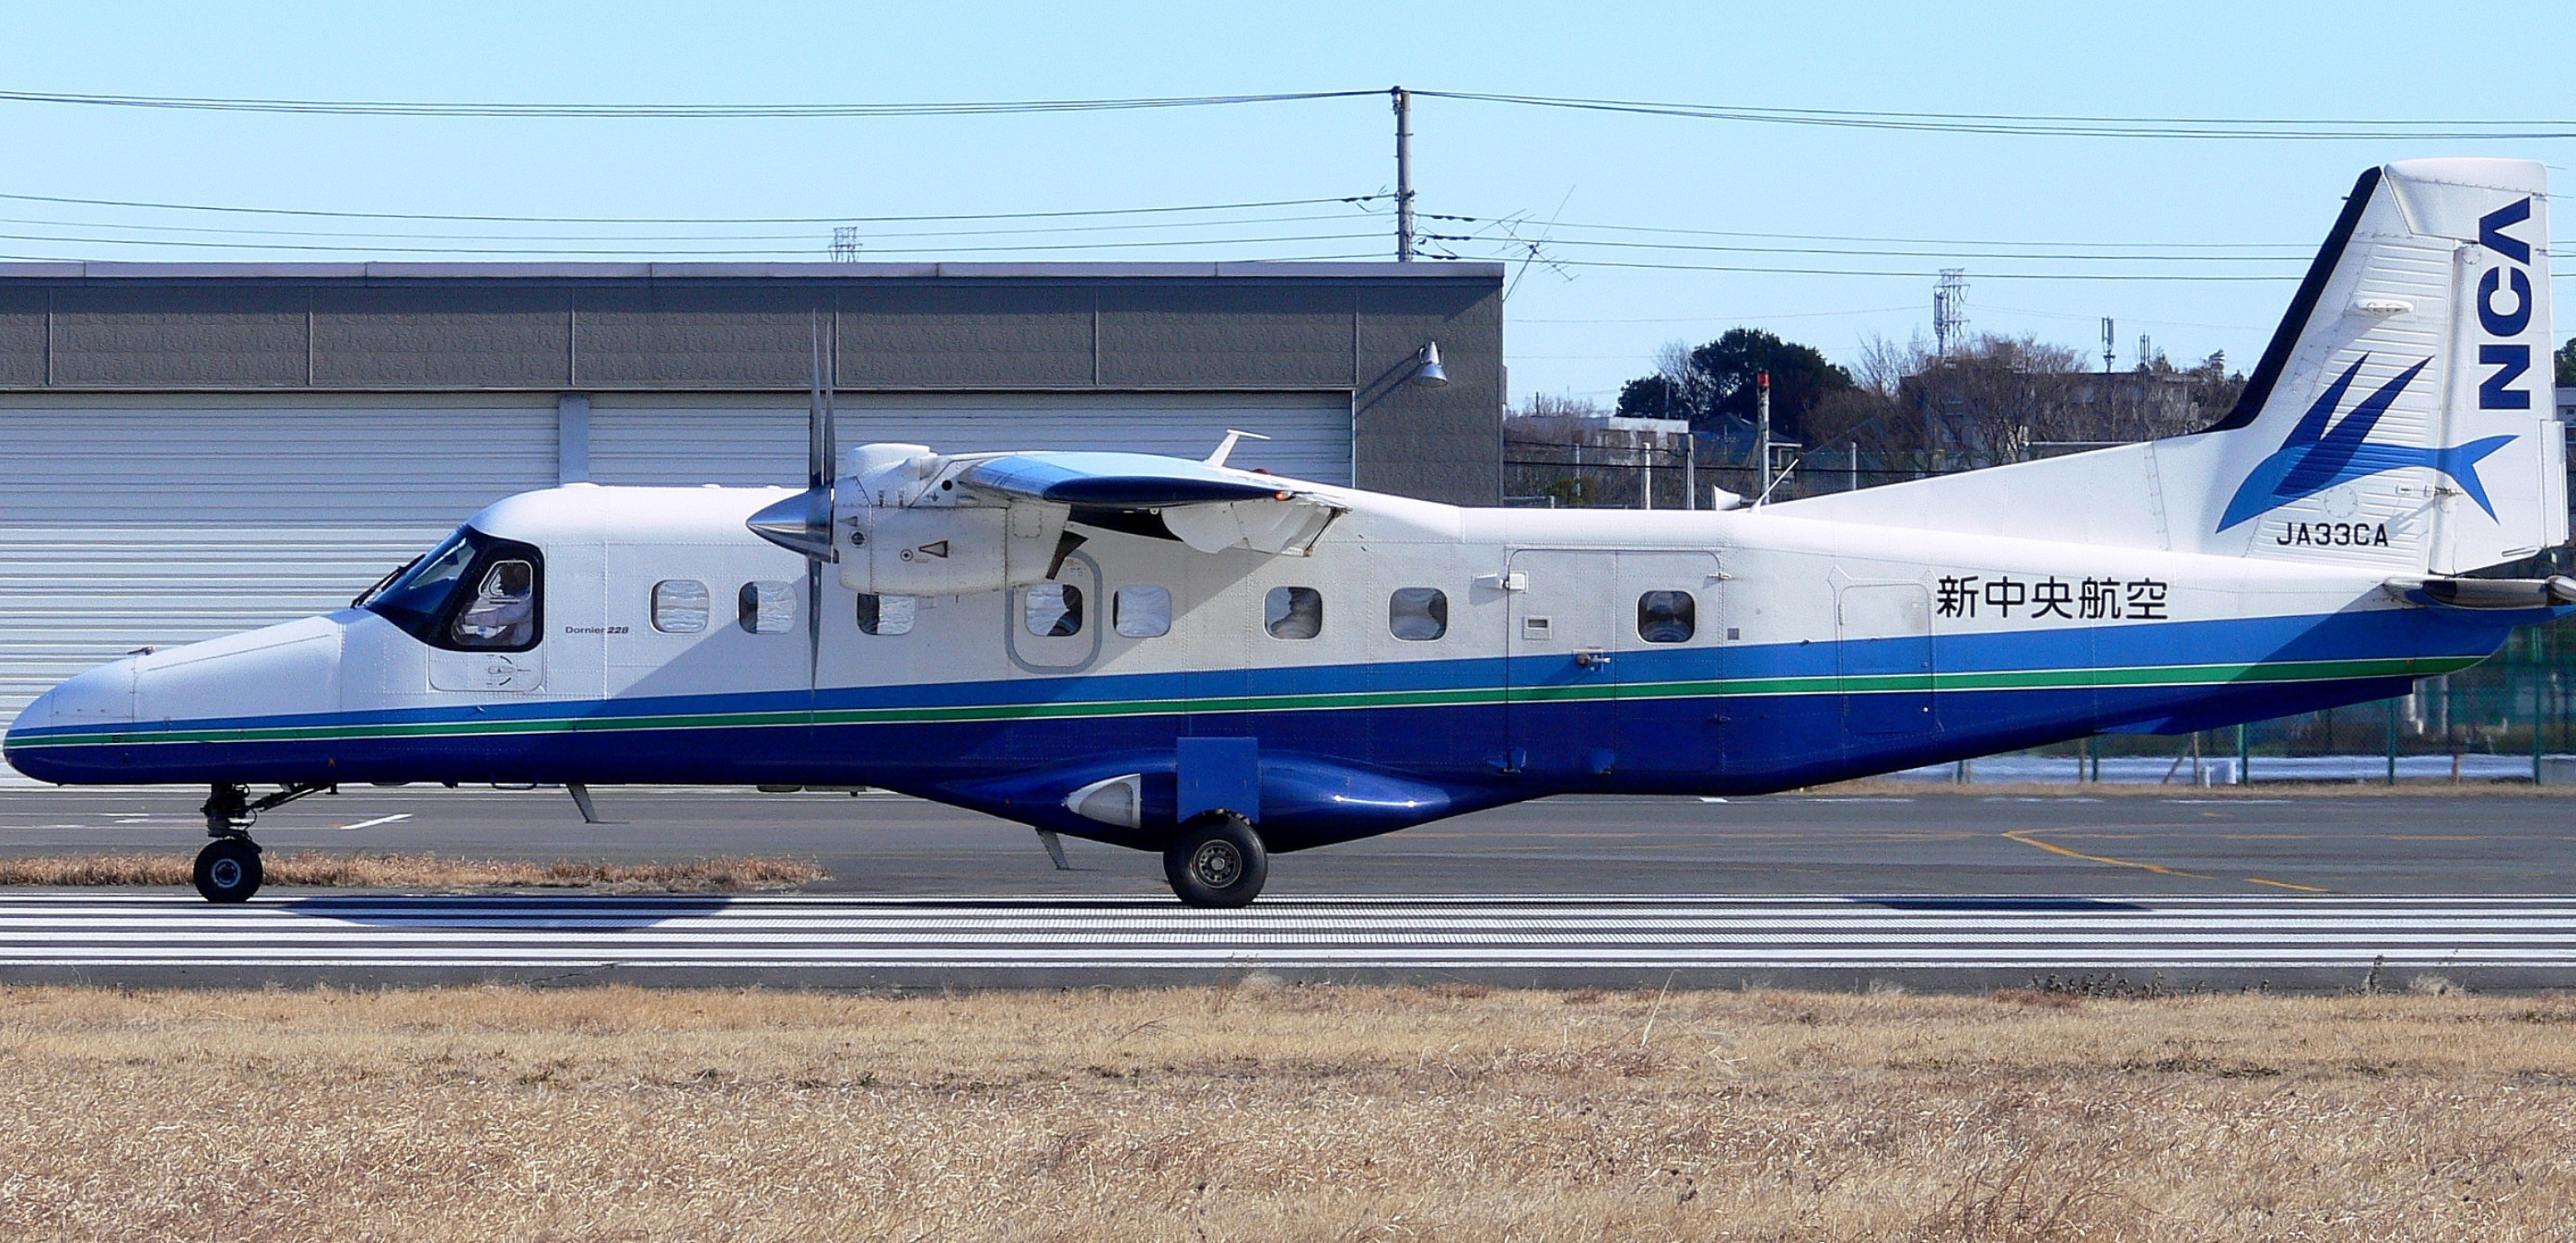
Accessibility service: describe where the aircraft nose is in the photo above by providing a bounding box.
[22,659,137,729]
[6,685,56,740]
[5,658,138,780]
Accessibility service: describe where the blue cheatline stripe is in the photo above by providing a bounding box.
[2,605,2506,754]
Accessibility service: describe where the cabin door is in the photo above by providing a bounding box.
[1611,550,1725,778]
[1505,548,1721,779]
[1836,583,1935,736]
[1503,550,1618,777]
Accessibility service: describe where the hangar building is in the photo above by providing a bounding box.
[0,260,1504,759]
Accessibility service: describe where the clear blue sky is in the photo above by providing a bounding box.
[2,0,2569,406]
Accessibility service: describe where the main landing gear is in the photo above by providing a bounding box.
[1163,813,1268,908]
[193,783,330,903]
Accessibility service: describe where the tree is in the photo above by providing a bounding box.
[2558,336,2575,388]
[1614,328,1852,441]
[1613,373,1691,422]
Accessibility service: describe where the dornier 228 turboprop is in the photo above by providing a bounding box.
[7,158,2569,906]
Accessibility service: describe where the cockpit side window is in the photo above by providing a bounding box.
[452,560,538,648]
[361,527,545,652]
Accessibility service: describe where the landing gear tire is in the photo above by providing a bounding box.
[1163,813,1267,909]
[193,838,263,904]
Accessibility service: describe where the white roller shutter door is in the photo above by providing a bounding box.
[589,391,1352,488]
[0,396,557,779]
[0,388,1351,781]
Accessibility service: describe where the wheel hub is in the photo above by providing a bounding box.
[207,858,243,889]
[1191,840,1243,888]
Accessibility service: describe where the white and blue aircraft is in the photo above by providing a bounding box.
[6,158,2568,907]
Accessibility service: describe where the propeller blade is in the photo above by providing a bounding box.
[803,311,838,690]
[808,313,831,490]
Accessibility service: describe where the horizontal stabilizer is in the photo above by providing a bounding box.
[2384,575,2576,611]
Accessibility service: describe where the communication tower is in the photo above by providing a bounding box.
[829,227,862,263]
[1933,269,1968,357]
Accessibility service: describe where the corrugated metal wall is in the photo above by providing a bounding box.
[0,390,1351,779]
[0,396,560,758]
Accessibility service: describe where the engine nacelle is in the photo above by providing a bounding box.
[832,444,1069,595]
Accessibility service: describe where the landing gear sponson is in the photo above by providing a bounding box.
[193,782,330,902]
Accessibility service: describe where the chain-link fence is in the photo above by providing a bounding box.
[1927,620,2576,786]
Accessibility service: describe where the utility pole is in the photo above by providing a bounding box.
[2100,317,2115,372]
[1755,370,1773,498]
[1391,86,1414,262]
[1685,431,1696,510]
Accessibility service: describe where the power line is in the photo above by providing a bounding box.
[1450,233,2312,264]
[1460,256,2303,281]
[1426,211,2310,252]
[0,228,1393,259]
[4,85,2567,139]
[0,207,1379,245]
[0,88,1379,118]
[1516,306,1921,323]
[0,189,1383,225]
[1416,90,2576,140]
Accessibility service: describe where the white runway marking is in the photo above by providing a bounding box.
[291,813,415,833]
[0,893,2569,973]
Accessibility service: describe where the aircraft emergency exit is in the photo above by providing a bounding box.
[7,158,2569,907]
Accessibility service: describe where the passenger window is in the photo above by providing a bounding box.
[1266,586,1322,640]
[856,593,916,636]
[1389,588,1448,641]
[738,580,797,634]
[1026,583,1084,638]
[451,560,537,648]
[1114,585,1172,638]
[1637,590,1696,643]
[652,580,709,634]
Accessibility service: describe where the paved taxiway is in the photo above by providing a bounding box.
[0,892,2567,991]
[1,785,2569,988]
[1,784,2569,897]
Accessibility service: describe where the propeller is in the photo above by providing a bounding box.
[745,313,840,686]
[807,315,835,684]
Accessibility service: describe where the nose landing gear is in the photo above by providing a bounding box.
[193,782,332,903]
[193,836,262,903]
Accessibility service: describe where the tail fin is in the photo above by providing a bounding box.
[1774,158,2563,573]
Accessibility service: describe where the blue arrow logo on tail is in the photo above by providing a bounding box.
[2215,355,2516,532]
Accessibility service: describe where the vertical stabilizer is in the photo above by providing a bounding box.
[1772,160,2562,573]
[2188,158,2560,572]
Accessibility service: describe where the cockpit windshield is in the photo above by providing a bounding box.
[360,527,545,652]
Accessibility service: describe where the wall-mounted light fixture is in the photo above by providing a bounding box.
[1413,341,1448,387]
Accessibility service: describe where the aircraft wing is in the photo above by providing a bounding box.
[956,452,1341,555]
[957,452,1292,507]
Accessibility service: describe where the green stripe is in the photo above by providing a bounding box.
[13,653,2480,751]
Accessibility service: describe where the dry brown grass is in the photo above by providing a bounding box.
[0,852,827,891]
[0,984,2569,1241]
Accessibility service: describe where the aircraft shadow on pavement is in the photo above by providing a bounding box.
[1855,896,2150,913]
[278,893,735,930]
